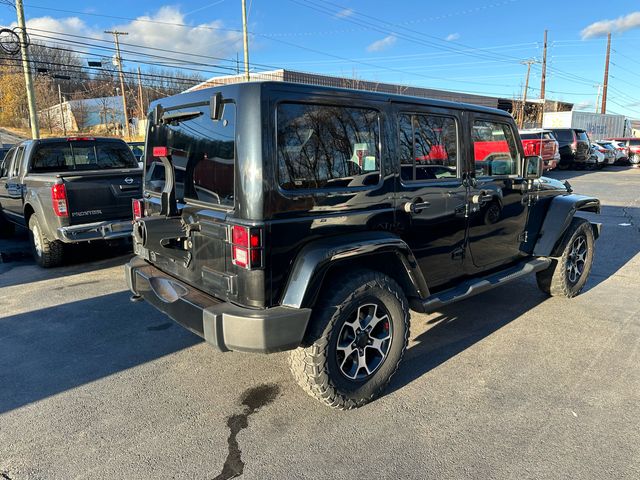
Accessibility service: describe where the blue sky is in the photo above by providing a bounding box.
[2,0,640,118]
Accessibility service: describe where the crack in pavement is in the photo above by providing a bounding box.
[213,384,280,480]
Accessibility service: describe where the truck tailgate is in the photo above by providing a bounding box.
[61,170,142,224]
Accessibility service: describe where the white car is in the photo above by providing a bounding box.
[589,144,607,168]
[607,140,630,162]
[595,141,624,164]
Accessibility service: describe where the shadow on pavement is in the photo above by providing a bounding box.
[0,291,201,414]
[387,279,547,396]
[0,226,134,288]
[388,202,640,395]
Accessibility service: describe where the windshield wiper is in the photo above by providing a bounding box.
[160,111,202,124]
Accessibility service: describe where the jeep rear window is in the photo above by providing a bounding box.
[31,141,138,172]
[145,102,236,207]
[277,103,380,190]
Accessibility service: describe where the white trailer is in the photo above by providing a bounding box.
[543,111,627,140]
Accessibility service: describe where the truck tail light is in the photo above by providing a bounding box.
[132,198,143,220]
[51,184,68,217]
[231,225,262,269]
[152,146,169,157]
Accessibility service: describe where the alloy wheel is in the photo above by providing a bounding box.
[566,235,587,284]
[335,303,392,381]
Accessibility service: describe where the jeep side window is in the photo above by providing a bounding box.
[277,103,380,190]
[472,120,519,176]
[399,113,458,182]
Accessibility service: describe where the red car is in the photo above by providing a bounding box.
[519,129,560,171]
[606,138,640,165]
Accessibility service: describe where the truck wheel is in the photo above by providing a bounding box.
[536,217,594,298]
[0,212,15,238]
[28,215,64,268]
[288,270,410,410]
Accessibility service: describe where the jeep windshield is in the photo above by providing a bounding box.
[31,139,138,172]
[145,101,236,207]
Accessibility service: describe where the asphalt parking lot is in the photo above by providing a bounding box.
[1,167,639,480]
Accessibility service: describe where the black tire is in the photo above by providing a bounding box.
[0,211,15,238]
[536,217,594,298]
[288,269,410,410]
[28,215,64,268]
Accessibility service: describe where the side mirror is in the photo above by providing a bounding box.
[210,92,224,121]
[524,155,543,179]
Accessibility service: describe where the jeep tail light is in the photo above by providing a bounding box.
[51,184,68,217]
[231,225,262,269]
[132,198,143,220]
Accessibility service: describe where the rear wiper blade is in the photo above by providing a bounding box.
[160,111,202,124]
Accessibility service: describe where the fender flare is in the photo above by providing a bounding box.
[280,231,429,309]
[533,194,600,257]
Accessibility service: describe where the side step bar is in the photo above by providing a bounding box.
[419,258,552,313]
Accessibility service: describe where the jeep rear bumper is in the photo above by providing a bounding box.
[58,219,133,243]
[124,257,311,353]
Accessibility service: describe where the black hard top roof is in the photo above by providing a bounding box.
[154,80,513,119]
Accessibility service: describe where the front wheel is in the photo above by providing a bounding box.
[536,217,595,297]
[288,270,409,409]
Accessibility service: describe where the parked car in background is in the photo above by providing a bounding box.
[607,140,630,162]
[0,137,142,267]
[594,141,622,164]
[591,142,615,166]
[589,144,606,169]
[606,138,640,165]
[519,129,560,170]
[128,141,145,168]
[548,128,591,169]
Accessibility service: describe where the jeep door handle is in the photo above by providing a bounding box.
[403,200,431,213]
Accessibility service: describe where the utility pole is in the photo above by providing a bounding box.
[601,32,611,115]
[137,66,144,118]
[57,84,67,136]
[241,0,250,81]
[540,29,547,100]
[105,30,131,140]
[15,0,39,139]
[520,59,537,128]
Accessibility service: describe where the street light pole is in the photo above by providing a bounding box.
[15,0,39,139]
[105,30,131,140]
[241,0,250,81]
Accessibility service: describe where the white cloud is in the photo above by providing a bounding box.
[335,8,355,19]
[19,6,242,62]
[575,100,594,110]
[445,32,460,41]
[367,34,396,52]
[581,11,640,38]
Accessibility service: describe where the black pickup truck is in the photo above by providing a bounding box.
[0,137,142,267]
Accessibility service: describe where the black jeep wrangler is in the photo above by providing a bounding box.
[126,82,600,409]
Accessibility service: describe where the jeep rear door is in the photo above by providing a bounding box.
[465,116,528,270]
[393,104,467,287]
[141,97,240,304]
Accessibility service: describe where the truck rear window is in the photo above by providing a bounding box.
[31,141,138,172]
[145,102,236,207]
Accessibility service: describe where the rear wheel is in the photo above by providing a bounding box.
[288,270,409,409]
[536,217,594,298]
[28,215,64,268]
